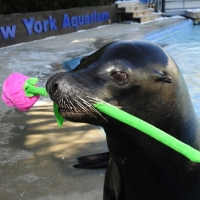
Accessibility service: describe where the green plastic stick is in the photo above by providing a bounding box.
[93,103,200,163]
[53,103,65,127]
[22,77,200,162]
[24,78,48,97]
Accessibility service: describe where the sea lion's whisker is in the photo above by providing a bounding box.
[84,102,108,122]
[58,93,65,108]
[77,96,96,110]
[64,95,73,110]
[63,100,67,109]
[57,98,61,106]
[63,89,72,111]
[69,101,78,112]
[77,98,105,120]
[86,97,103,104]
[61,98,64,108]
[86,96,102,102]
[75,100,96,118]
[95,98,112,106]
[90,107,108,122]
[64,96,72,111]
[76,96,99,112]
[75,100,87,112]
[57,91,63,98]
[77,96,108,122]
[65,98,71,111]
[86,96,111,105]
[86,96,121,109]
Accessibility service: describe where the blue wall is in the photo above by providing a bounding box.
[0,5,117,47]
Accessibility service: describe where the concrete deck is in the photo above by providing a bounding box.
[0,17,192,200]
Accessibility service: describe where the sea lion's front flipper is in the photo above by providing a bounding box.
[73,152,110,169]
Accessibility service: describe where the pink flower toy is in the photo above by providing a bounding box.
[2,72,64,126]
[2,72,48,111]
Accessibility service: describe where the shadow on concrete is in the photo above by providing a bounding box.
[0,101,107,200]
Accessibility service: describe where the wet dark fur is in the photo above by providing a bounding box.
[46,40,200,200]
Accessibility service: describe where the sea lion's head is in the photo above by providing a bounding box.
[46,40,191,129]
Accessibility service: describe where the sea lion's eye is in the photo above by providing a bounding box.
[111,72,128,84]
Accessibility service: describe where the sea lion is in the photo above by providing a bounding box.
[46,40,200,200]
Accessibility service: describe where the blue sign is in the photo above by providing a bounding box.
[0,25,16,39]
[0,10,110,40]
[22,16,57,35]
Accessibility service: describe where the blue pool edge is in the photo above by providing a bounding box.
[143,19,193,42]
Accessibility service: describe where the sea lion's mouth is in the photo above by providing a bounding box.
[52,94,108,121]
[58,105,95,119]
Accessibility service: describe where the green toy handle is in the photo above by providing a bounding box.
[25,86,49,96]
[93,103,200,163]
[23,77,200,162]
[24,78,48,97]
[53,103,65,127]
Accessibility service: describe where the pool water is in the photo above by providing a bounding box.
[154,25,200,116]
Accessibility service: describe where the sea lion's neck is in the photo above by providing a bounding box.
[104,121,200,197]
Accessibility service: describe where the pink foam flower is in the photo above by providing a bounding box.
[2,72,40,111]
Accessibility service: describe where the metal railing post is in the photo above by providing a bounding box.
[162,0,165,13]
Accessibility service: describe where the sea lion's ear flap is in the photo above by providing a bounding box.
[72,56,89,71]
[153,71,173,83]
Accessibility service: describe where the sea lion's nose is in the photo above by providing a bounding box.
[52,82,59,95]
[46,72,66,95]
